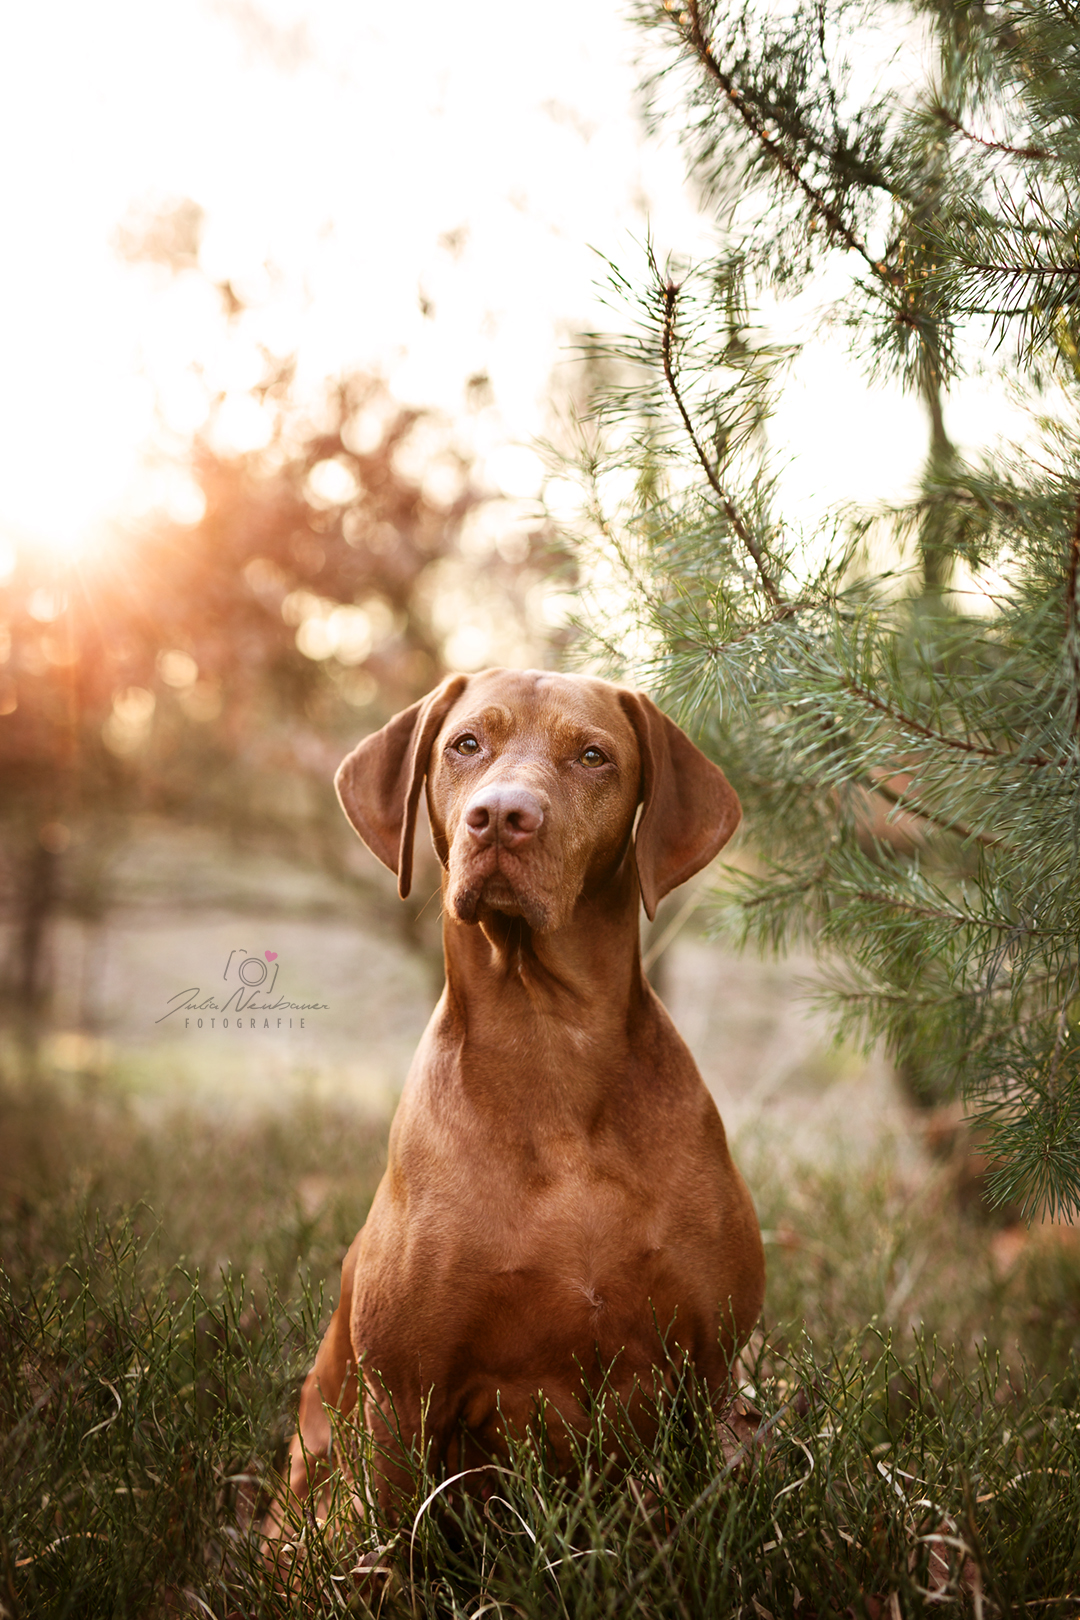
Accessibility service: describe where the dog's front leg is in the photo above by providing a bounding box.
[265,1233,363,1545]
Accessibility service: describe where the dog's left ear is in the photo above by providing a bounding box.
[618,690,741,921]
[335,674,469,899]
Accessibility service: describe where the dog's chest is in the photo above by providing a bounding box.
[430,1172,713,1456]
[368,1123,721,1366]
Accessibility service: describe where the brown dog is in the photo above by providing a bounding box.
[270,668,765,1528]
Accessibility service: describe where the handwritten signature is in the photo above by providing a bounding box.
[156,987,330,1024]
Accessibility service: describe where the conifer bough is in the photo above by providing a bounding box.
[575,0,1080,1218]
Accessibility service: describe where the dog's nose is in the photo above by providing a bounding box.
[465,786,544,850]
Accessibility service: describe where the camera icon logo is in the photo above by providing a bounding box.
[223,950,280,994]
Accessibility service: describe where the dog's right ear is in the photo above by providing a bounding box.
[335,674,468,899]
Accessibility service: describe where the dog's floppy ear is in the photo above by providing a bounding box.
[335,674,468,899]
[618,689,741,922]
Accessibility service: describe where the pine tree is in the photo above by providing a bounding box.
[572,0,1080,1218]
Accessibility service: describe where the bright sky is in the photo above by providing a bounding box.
[0,0,1013,576]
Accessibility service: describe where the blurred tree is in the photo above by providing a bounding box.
[0,278,557,1037]
[573,0,1080,1218]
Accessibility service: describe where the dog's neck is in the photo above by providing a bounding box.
[437,855,650,1105]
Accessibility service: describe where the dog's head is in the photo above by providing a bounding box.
[335,669,740,930]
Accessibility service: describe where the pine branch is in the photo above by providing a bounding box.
[1046,979,1076,1110]
[820,977,1050,1015]
[956,258,1080,279]
[669,602,817,656]
[680,0,899,287]
[866,774,1001,849]
[735,867,827,912]
[851,889,1058,940]
[840,677,1056,767]
[575,0,1080,1219]
[1066,495,1080,738]
[814,0,841,144]
[851,891,963,925]
[660,280,786,608]
[934,108,1051,163]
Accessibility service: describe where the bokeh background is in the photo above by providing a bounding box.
[0,0,1017,1237]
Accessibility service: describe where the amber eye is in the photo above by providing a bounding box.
[580,746,606,768]
[455,735,481,755]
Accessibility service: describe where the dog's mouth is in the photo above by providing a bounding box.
[449,850,553,932]
[476,873,524,913]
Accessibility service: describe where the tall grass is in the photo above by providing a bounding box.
[3,1074,1079,1616]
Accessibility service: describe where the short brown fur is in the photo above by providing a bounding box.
[267,668,765,1529]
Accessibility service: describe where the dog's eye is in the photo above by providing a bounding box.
[580,746,606,768]
[454,735,481,755]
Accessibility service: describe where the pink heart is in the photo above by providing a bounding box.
[265,951,278,961]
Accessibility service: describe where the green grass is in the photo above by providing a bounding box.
[3,1073,1080,1616]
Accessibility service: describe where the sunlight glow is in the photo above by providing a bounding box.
[0,0,716,576]
[103,686,156,755]
[0,0,1016,600]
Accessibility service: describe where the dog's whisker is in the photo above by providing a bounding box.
[413,883,443,922]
